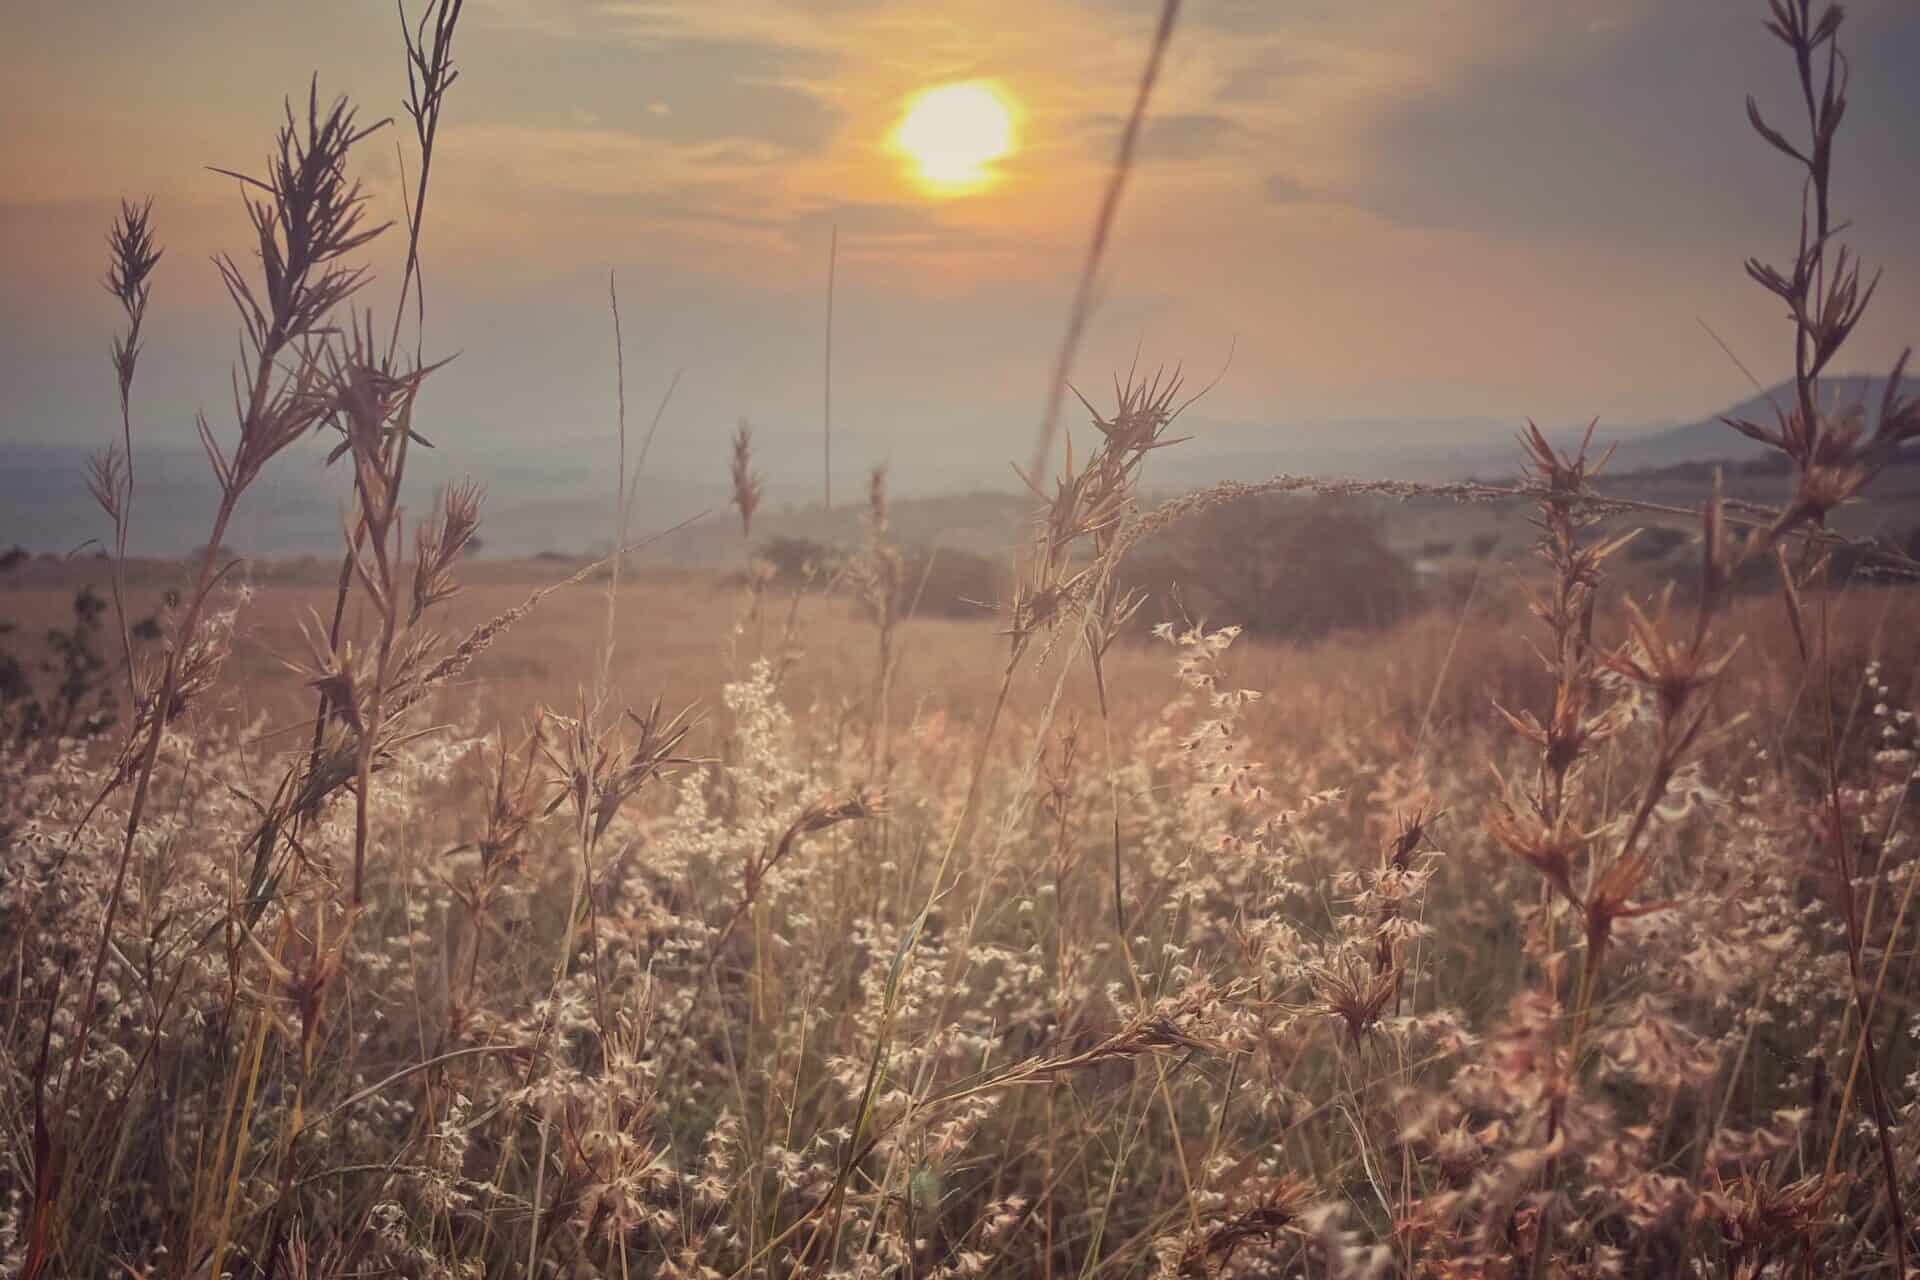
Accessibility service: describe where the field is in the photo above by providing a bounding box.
[8,531,1909,758]
[5,0,1920,1277]
[7,524,1920,1277]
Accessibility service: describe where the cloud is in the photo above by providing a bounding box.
[1333,1,1920,249]
[1215,46,1321,107]
[1077,111,1252,165]
[781,200,954,246]
[1073,0,1377,38]
[1263,174,1312,204]
[460,25,844,154]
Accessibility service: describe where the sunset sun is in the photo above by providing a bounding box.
[890,80,1018,195]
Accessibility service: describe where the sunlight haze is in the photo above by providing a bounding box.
[2,0,1917,545]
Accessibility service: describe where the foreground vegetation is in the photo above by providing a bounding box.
[4,1,1920,1276]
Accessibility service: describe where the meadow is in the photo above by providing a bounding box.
[4,1,1920,1277]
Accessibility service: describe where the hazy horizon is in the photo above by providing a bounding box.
[5,0,1919,519]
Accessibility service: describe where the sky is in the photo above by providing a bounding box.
[4,0,1918,510]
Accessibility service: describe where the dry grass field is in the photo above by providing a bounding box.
[8,556,1919,768]
[6,542,1918,1277]
[5,1,1920,1277]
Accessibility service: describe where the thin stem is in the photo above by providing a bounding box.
[824,224,836,513]
[1026,0,1181,485]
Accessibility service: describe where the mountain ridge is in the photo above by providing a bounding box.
[2,374,1904,558]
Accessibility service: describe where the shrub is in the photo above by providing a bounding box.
[0,585,119,753]
[757,534,843,585]
[1828,533,1920,587]
[900,545,1000,619]
[1121,493,1420,639]
[1624,523,1690,562]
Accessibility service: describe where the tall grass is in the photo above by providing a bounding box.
[2,0,1918,1277]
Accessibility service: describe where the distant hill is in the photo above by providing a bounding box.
[549,489,1034,568]
[1601,375,1893,474]
[5,373,1910,560]
[1152,376,1904,486]
[0,436,1032,566]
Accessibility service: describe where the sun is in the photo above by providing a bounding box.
[890,80,1018,195]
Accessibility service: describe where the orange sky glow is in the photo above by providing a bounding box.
[2,0,1917,499]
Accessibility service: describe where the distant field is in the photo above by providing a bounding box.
[8,548,1918,756]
